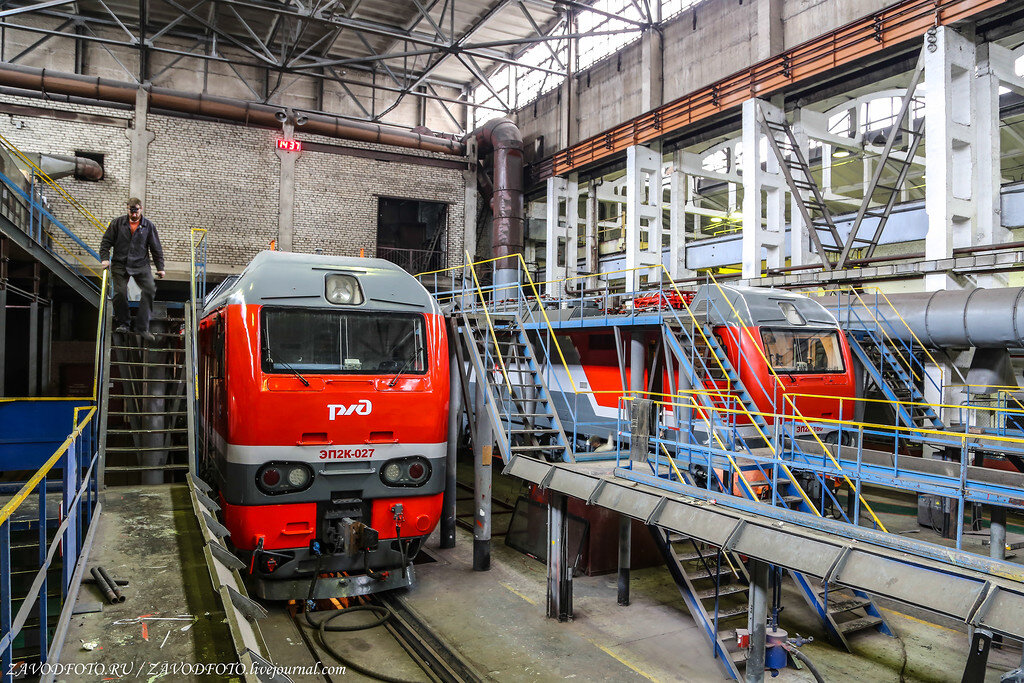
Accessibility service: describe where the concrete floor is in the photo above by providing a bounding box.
[44,478,1024,683]
[56,485,235,682]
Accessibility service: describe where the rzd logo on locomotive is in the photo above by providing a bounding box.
[328,400,373,419]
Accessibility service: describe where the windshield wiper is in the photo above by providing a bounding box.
[388,355,415,387]
[268,352,309,387]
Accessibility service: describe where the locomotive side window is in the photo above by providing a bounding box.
[760,328,845,373]
[261,308,427,374]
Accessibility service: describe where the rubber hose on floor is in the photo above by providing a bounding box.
[303,606,423,683]
[788,647,826,683]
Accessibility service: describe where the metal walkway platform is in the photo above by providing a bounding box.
[503,455,1024,642]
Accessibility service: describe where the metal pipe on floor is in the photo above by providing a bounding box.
[473,377,491,571]
[440,322,461,549]
[747,559,769,683]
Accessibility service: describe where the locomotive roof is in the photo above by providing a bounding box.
[692,284,839,328]
[202,251,441,315]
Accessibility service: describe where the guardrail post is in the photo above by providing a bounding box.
[1,518,11,683]
[38,476,48,664]
[62,439,78,595]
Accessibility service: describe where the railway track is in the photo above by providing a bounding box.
[288,582,483,683]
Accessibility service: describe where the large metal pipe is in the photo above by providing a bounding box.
[467,118,523,288]
[821,287,1024,349]
[0,63,464,156]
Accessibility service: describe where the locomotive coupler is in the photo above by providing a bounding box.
[340,517,379,556]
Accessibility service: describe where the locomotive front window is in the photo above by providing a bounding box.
[261,308,427,375]
[760,328,845,374]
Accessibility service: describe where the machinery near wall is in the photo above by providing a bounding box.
[197,251,450,599]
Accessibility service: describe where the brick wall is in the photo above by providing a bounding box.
[0,95,469,275]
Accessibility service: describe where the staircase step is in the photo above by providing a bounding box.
[838,615,883,635]
[107,428,187,434]
[108,411,188,416]
[110,361,185,368]
[509,445,567,452]
[710,605,748,620]
[827,595,872,615]
[104,446,189,452]
[111,345,181,351]
[695,584,748,600]
[110,378,185,383]
[108,394,184,398]
[105,464,189,472]
[509,428,559,434]
[687,566,733,582]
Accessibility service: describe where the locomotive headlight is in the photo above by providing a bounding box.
[383,462,402,483]
[325,274,364,305]
[380,457,431,487]
[287,466,310,487]
[257,462,314,495]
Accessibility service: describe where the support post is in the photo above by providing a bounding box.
[619,332,646,605]
[41,280,52,393]
[28,262,40,396]
[473,378,491,571]
[584,180,599,289]
[625,144,663,292]
[747,559,770,683]
[741,99,785,279]
[0,236,7,395]
[127,87,155,204]
[463,138,478,265]
[990,506,1006,561]
[547,492,572,621]
[275,120,300,252]
[441,320,461,549]
[545,176,579,295]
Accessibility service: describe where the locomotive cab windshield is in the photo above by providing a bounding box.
[261,308,427,374]
[760,328,846,374]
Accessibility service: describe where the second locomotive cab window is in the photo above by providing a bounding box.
[261,308,427,374]
[760,329,845,373]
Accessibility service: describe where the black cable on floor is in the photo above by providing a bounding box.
[303,605,423,683]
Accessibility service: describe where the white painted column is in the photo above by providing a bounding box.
[275,120,300,252]
[584,180,599,289]
[625,144,663,292]
[668,149,691,280]
[127,87,155,204]
[923,27,975,292]
[789,113,815,267]
[545,176,579,296]
[463,137,479,266]
[741,98,784,279]
[974,42,1011,272]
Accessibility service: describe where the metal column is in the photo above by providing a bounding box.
[441,324,461,550]
[990,506,1007,561]
[619,332,646,606]
[544,176,579,296]
[741,98,785,279]
[747,559,770,683]
[473,377,491,571]
[624,144,663,292]
[40,281,52,393]
[0,236,7,395]
[28,263,40,396]
[547,492,572,621]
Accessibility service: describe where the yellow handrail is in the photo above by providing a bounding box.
[0,130,108,233]
[704,273,888,531]
[92,269,109,400]
[0,406,97,526]
[465,255,514,394]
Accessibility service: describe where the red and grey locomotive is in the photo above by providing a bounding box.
[198,251,449,598]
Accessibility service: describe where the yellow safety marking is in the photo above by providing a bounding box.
[878,607,960,634]
[589,641,660,682]
[499,582,537,605]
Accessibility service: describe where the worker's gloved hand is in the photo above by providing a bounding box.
[156,270,165,279]
[101,260,110,269]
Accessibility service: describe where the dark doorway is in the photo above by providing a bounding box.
[376,197,448,274]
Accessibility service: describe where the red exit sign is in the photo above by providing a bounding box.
[276,139,302,152]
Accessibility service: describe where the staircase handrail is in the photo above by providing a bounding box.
[703,273,889,531]
[91,270,109,401]
[0,130,108,234]
[0,168,103,279]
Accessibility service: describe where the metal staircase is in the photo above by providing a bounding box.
[98,305,190,485]
[457,309,575,463]
[846,329,945,431]
[650,529,749,680]
[758,112,843,271]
